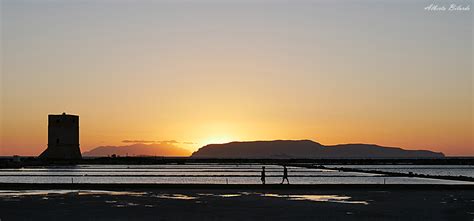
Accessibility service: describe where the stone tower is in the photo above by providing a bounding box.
[39,113,82,159]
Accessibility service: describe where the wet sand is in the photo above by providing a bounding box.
[0,185,473,221]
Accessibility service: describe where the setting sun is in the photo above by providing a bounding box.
[201,135,235,146]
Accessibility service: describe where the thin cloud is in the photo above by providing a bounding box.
[161,140,179,144]
[122,140,195,145]
[122,140,156,144]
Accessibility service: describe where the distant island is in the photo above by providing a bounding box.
[83,143,191,157]
[83,140,444,158]
[191,140,444,159]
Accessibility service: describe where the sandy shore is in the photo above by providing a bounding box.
[0,184,473,220]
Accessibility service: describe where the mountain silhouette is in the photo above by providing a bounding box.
[191,140,444,159]
[83,143,191,157]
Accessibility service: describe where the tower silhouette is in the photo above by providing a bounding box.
[39,113,82,159]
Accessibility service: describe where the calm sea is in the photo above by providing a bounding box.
[0,164,471,185]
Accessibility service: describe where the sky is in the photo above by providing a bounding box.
[1,0,472,156]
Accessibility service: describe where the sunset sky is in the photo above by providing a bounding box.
[1,0,472,156]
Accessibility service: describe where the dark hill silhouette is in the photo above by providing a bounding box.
[83,143,191,157]
[191,140,444,159]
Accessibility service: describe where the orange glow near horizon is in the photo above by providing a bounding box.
[1,1,472,157]
[201,135,235,146]
[1,115,472,156]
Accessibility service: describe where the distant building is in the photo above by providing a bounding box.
[39,113,82,159]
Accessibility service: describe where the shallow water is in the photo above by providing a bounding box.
[154,193,197,200]
[325,165,474,178]
[0,189,368,205]
[0,190,146,197]
[261,193,369,204]
[0,164,471,184]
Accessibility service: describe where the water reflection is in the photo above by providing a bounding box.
[0,190,146,197]
[0,189,372,205]
[0,164,471,184]
[217,194,242,198]
[154,194,197,200]
[261,193,369,205]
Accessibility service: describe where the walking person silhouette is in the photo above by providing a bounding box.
[281,165,289,184]
[261,166,266,184]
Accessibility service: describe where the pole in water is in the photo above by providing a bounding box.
[71,177,74,184]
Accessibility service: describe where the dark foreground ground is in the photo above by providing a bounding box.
[0,184,473,221]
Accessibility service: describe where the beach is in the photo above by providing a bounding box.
[0,184,472,221]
